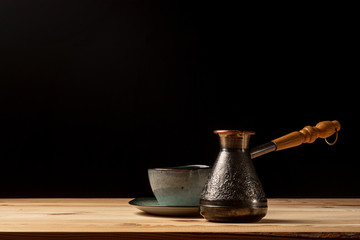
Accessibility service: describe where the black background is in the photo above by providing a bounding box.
[0,1,357,198]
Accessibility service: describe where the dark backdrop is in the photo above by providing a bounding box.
[0,1,357,198]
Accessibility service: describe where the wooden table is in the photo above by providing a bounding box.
[0,198,359,239]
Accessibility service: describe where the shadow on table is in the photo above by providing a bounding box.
[260,218,314,224]
[135,211,204,219]
[135,212,314,224]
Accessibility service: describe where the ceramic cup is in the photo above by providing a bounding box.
[148,165,212,206]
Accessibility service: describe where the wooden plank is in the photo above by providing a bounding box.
[0,232,359,240]
[0,199,359,239]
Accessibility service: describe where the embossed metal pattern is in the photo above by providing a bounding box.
[200,131,267,222]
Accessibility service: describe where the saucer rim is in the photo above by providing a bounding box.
[129,197,200,208]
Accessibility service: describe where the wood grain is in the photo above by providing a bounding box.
[0,198,359,239]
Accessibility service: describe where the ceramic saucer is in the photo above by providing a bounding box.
[129,197,200,216]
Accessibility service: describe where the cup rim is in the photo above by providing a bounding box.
[148,164,211,171]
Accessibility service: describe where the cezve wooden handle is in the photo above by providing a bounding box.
[272,120,341,151]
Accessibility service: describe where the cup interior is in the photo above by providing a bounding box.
[150,164,210,170]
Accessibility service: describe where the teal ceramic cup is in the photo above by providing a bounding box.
[148,165,212,206]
